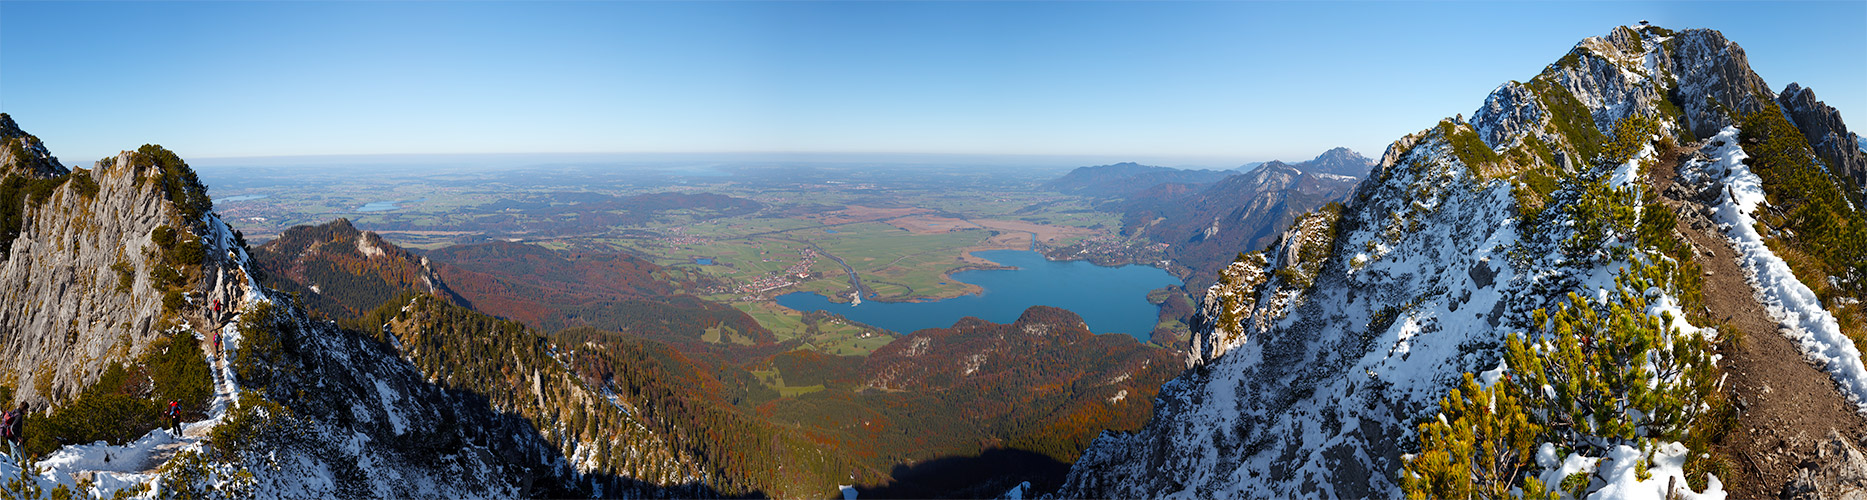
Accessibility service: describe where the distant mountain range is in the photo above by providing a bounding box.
[1043,148,1374,302]
[1040,162,1235,197]
[1120,147,1371,292]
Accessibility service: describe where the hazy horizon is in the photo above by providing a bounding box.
[4,1,1862,165]
[180,150,1282,172]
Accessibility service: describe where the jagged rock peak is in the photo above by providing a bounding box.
[1246,148,1371,179]
[0,113,70,177]
[326,217,360,233]
[1466,25,1776,161]
[1778,82,1867,194]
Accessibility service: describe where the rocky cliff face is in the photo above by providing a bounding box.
[1778,83,1867,196]
[1058,25,1843,498]
[1664,28,1776,140]
[0,146,248,409]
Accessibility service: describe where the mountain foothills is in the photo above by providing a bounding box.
[1058,24,1867,499]
[1,22,1864,500]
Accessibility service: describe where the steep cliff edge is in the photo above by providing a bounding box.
[0,137,241,411]
[1059,25,1867,499]
[1778,83,1867,199]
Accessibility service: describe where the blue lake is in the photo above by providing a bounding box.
[220,194,269,202]
[357,198,426,212]
[776,250,1180,342]
[695,258,713,265]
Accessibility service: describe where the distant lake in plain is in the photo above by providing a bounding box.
[776,249,1180,342]
[357,198,426,212]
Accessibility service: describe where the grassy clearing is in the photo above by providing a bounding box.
[735,302,812,340]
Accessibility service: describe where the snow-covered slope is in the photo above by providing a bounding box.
[1058,25,1854,499]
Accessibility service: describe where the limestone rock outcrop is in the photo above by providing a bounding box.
[0,147,252,408]
[1779,83,1867,195]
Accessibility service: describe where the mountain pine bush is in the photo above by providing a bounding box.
[19,334,214,459]
[1401,260,1723,498]
[1736,105,1867,362]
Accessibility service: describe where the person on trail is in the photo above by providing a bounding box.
[165,400,182,435]
[2,401,25,465]
[213,330,222,357]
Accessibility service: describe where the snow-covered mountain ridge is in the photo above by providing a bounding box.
[1058,24,1867,499]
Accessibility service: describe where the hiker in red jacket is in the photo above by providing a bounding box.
[165,401,182,435]
[2,401,25,465]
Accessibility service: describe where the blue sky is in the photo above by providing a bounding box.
[2,1,1862,168]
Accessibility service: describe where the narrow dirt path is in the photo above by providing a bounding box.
[128,334,234,475]
[1655,147,1867,497]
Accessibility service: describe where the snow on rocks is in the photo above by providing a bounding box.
[372,378,410,436]
[2,340,241,499]
[1685,126,1867,414]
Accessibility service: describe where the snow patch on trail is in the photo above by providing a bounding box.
[1687,126,1867,414]
[3,340,239,499]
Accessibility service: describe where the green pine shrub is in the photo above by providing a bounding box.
[130,145,212,232]
[1738,104,1867,363]
[208,392,296,458]
[233,302,301,394]
[20,335,211,459]
[111,261,135,294]
[1402,259,1722,498]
